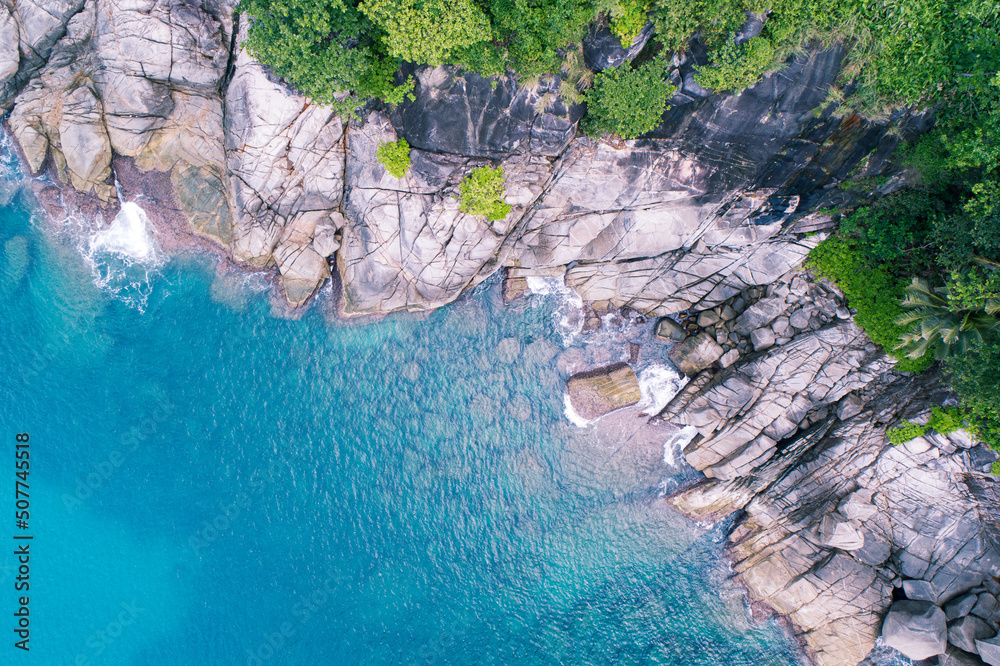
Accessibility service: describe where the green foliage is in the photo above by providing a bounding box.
[238,0,399,114]
[359,0,491,65]
[895,277,1000,359]
[944,333,1000,450]
[806,237,933,373]
[886,406,976,446]
[926,406,973,435]
[485,0,595,76]
[459,166,512,221]
[376,138,412,178]
[694,37,775,93]
[583,57,675,139]
[606,0,649,45]
[887,420,927,446]
[946,267,1000,311]
[650,0,746,52]
[836,192,941,272]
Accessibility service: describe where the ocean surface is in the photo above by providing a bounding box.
[0,143,813,665]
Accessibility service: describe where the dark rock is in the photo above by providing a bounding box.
[950,615,995,654]
[940,646,988,666]
[977,636,1000,665]
[582,21,654,72]
[734,12,767,45]
[947,594,980,621]
[391,66,583,158]
[655,317,687,342]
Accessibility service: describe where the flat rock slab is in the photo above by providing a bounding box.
[566,363,641,420]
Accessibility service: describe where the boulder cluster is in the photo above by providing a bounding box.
[882,589,1000,665]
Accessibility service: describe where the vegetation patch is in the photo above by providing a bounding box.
[459,166,512,221]
[806,237,933,373]
[583,57,675,140]
[376,138,412,178]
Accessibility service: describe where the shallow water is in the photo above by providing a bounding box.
[0,152,810,665]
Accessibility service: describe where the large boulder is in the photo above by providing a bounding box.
[881,600,948,660]
[566,363,641,420]
[668,332,723,376]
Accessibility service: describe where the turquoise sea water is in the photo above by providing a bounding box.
[0,150,807,665]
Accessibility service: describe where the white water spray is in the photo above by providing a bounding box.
[525,275,584,346]
[663,425,698,466]
[81,175,162,310]
[635,364,687,417]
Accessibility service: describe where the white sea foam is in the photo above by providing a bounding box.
[526,275,584,346]
[89,202,157,261]
[562,392,593,428]
[82,196,163,311]
[635,363,687,417]
[663,425,698,466]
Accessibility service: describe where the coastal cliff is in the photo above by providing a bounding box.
[0,1,997,664]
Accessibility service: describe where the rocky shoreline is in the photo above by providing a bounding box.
[1,0,998,664]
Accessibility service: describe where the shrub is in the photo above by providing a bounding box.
[607,0,648,44]
[887,421,927,446]
[806,236,933,373]
[376,139,412,178]
[459,166,512,221]
[694,37,775,93]
[926,406,974,436]
[836,191,940,272]
[944,333,1000,450]
[583,57,675,140]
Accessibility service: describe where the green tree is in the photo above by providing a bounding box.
[359,0,492,65]
[238,0,401,113]
[584,57,675,139]
[459,166,511,221]
[895,277,1000,359]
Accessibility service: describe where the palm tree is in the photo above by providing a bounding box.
[895,278,1000,359]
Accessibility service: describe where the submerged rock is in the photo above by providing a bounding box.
[566,363,641,420]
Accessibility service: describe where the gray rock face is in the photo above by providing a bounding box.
[882,601,947,660]
[978,636,1000,666]
[950,615,995,654]
[0,7,20,83]
[582,21,653,72]
[663,280,1000,666]
[390,66,583,158]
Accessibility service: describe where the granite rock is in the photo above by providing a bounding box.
[882,601,947,660]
